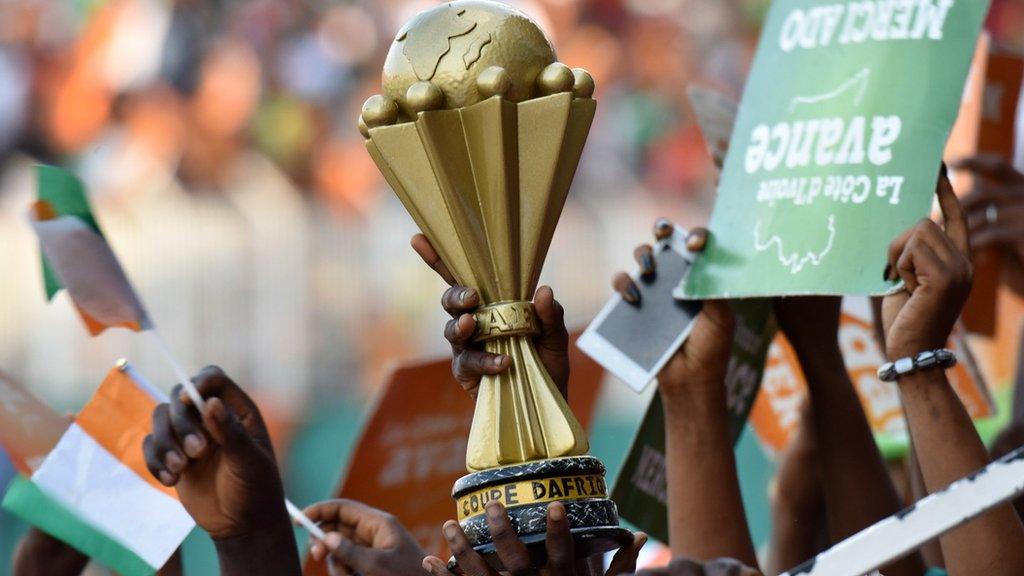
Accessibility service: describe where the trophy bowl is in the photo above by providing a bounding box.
[359,1,632,568]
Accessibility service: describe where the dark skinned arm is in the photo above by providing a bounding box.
[614,223,757,566]
[766,401,826,575]
[659,301,758,566]
[12,529,89,576]
[776,297,924,576]
[881,170,1024,576]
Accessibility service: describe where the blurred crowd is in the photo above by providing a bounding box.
[0,1,769,568]
[0,0,771,414]
[4,0,1024,572]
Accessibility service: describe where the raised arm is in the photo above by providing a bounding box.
[612,223,756,565]
[658,299,758,566]
[142,367,301,576]
[765,401,826,576]
[881,169,1024,576]
[774,297,925,576]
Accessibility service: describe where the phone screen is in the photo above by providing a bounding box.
[594,247,702,372]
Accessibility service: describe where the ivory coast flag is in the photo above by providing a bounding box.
[2,362,194,576]
[0,369,69,474]
[30,165,151,335]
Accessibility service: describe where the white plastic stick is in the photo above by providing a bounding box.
[782,446,1024,576]
[150,330,206,411]
[148,331,327,544]
[287,499,327,541]
[327,558,342,576]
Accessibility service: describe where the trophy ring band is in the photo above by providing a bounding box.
[474,301,540,342]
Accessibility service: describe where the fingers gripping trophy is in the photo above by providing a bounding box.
[358,0,632,568]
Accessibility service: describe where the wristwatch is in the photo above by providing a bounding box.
[877,349,957,382]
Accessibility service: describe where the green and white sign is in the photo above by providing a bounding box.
[678,0,990,299]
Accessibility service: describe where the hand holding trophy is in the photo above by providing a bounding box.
[359,1,631,569]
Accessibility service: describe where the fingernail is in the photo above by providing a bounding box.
[637,533,648,547]
[324,532,342,550]
[626,284,641,304]
[492,355,507,368]
[459,288,469,303]
[183,434,206,458]
[883,264,892,282]
[165,451,186,473]
[443,521,460,541]
[548,502,565,521]
[208,399,228,424]
[158,471,175,486]
[486,501,503,519]
[641,253,654,274]
[424,557,446,573]
[654,218,673,239]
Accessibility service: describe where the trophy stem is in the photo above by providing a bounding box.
[465,306,588,471]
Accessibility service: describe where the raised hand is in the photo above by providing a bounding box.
[609,219,734,394]
[954,155,1024,264]
[303,499,426,576]
[421,502,646,576]
[611,219,708,305]
[882,166,1024,576]
[144,366,283,538]
[882,167,973,359]
[609,221,757,566]
[773,291,924,576]
[656,299,735,395]
[412,234,570,399]
[142,367,299,575]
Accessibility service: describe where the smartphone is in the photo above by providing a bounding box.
[577,227,702,392]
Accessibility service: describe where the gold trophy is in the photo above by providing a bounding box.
[359,1,631,567]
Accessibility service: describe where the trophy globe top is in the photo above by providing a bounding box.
[381,1,560,119]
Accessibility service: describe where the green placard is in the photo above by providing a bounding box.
[678,0,990,299]
[611,300,775,544]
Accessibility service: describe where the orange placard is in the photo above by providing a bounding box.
[978,48,1024,157]
[963,48,1024,335]
[969,266,1024,392]
[303,332,604,575]
[944,34,989,195]
[944,35,1000,335]
[750,303,993,456]
[947,40,1024,335]
[0,371,70,475]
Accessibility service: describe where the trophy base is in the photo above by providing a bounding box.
[450,456,633,572]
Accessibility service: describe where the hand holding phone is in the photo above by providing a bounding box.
[577,222,703,392]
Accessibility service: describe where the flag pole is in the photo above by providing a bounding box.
[147,330,328,544]
[149,330,206,410]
